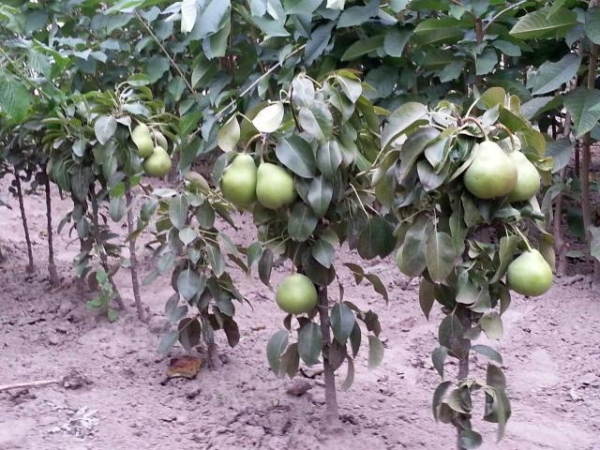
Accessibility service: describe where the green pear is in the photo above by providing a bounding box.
[507,151,541,202]
[507,249,553,297]
[131,123,154,158]
[256,163,297,210]
[464,141,517,199]
[220,154,258,208]
[143,146,172,177]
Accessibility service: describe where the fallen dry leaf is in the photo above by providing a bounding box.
[166,356,202,379]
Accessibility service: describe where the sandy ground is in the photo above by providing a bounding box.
[1,183,599,450]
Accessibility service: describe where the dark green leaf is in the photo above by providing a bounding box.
[280,343,300,378]
[426,232,456,282]
[527,53,581,96]
[357,216,396,260]
[267,330,289,376]
[472,345,503,364]
[298,322,322,366]
[307,176,333,217]
[341,35,385,61]
[177,269,206,302]
[275,135,316,178]
[480,312,504,340]
[169,195,189,230]
[432,381,452,421]
[340,356,355,391]
[331,303,356,345]
[459,430,483,449]
[258,248,273,286]
[367,335,384,368]
[288,203,318,242]
[311,238,335,268]
[349,321,362,357]
[178,318,201,351]
[432,346,447,379]
[419,278,436,320]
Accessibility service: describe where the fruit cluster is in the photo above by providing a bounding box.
[463,139,552,297]
[131,123,172,178]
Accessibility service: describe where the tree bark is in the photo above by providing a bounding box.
[43,171,59,285]
[317,285,339,421]
[125,186,146,321]
[14,169,35,273]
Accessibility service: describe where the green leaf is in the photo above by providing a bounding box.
[432,381,452,421]
[0,75,32,123]
[341,35,385,61]
[178,318,201,351]
[311,238,335,268]
[357,216,396,260]
[331,303,356,345]
[307,176,333,217]
[177,269,206,302]
[267,330,289,376]
[383,29,411,57]
[475,47,498,76]
[487,364,507,391]
[94,115,117,145]
[381,102,429,151]
[258,248,273,286]
[298,322,322,366]
[426,232,455,282]
[419,278,436,320]
[564,88,600,138]
[459,430,483,449]
[438,314,466,357]
[158,330,180,356]
[526,53,581,96]
[275,135,317,178]
[364,273,389,303]
[206,244,225,277]
[510,7,577,40]
[109,196,126,222]
[169,195,189,230]
[349,321,361,357]
[397,215,433,277]
[217,116,240,152]
[283,0,322,14]
[413,18,465,45]
[480,312,504,340]
[247,242,263,268]
[472,344,503,364]
[340,356,355,391]
[316,141,343,179]
[586,7,600,44]
[397,127,440,182]
[367,335,384,368]
[288,203,318,242]
[336,75,363,103]
[181,0,198,33]
[298,103,334,141]
[280,343,300,378]
[252,102,284,133]
[432,346,447,378]
[491,235,520,283]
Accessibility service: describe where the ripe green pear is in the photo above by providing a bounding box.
[256,163,297,210]
[220,154,258,208]
[507,249,553,297]
[131,123,154,158]
[143,146,172,177]
[464,141,517,199]
[507,151,541,202]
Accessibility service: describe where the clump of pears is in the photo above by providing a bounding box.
[219,153,297,210]
[463,138,541,203]
[130,123,172,178]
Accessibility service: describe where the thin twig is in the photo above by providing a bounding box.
[125,185,146,322]
[14,168,35,273]
[134,10,196,96]
[0,379,61,392]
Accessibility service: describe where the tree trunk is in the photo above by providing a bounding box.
[90,186,125,310]
[317,285,339,421]
[43,171,59,285]
[125,186,146,321]
[14,169,35,273]
[455,305,472,450]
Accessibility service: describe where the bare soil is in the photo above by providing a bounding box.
[1,185,600,450]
